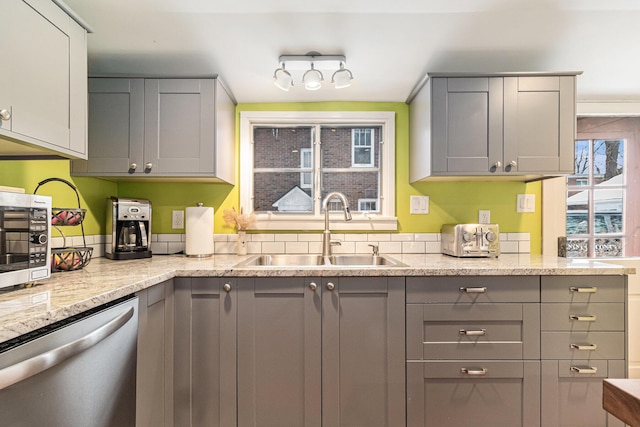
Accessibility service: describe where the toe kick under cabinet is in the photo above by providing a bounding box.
[406,276,541,427]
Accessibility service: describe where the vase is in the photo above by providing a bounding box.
[237,230,248,256]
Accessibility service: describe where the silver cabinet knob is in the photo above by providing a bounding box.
[326,282,335,291]
[0,109,11,121]
[494,161,501,169]
[145,162,153,170]
[129,163,137,170]
[309,282,317,291]
[223,283,232,292]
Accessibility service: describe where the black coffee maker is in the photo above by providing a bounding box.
[106,197,152,260]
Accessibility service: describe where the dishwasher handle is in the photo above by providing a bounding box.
[0,305,134,390]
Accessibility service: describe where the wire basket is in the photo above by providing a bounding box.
[51,247,93,272]
[34,177,93,273]
[51,208,86,226]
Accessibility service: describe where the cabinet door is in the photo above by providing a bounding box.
[541,359,625,427]
[237,277,322,427]
[144,79,216,175]
[504,76,575,173]
[431,77,503,173]
[174,277,236,427]
[137,280,174,427]
[322,277,406,427]
[77,78,145,174]
[0,0,86,155]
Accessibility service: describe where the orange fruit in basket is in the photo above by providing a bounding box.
[52,251,81,271]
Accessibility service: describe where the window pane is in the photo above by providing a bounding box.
[253,127,313,169]
[566,190,588,235]
[321,126,380,168]
[593,139,624,185]
[572,139,590,182]
[566,238,589,257]
[321,171,379,212]
[594,188,623,234]
[254,172,314,213]
[594,238,623,257]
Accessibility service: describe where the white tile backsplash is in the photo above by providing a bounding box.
[86,231,531,257]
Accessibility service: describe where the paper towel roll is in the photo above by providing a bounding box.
[185,204,214,257]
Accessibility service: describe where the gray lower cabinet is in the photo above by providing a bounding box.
[136,279,175,427]
[174,277,237,427]
[0,0,88,158]
[72,77,235,182]
[540,275,627,427]
[406,276,541,427]
[237,276,406,427]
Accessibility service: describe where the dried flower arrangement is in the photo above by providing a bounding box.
[222,207,256,231]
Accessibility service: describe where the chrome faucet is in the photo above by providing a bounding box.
[321,192,352,257]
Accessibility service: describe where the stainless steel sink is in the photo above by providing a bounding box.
[234,254,405,267]
[327,254,405,267]
[234,254,326,267]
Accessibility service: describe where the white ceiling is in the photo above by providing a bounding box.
[63,0,640,104]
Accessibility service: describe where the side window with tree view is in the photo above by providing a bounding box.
[566,138,625,257]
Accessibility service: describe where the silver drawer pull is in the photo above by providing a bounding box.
[570,343,597,351]
[570,286,597,293]
[459,287,487,294]
[460,368,488,376]
[569,314,597,322]
[570,366,598,374]
[459,329,487,336]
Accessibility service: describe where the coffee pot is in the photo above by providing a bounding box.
[106,197,152,260]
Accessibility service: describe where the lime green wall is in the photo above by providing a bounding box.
[0,101,543,254]
[0,160,117,236]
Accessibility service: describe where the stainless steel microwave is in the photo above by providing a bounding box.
[0,192,51,289]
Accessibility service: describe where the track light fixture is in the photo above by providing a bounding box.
[273,53,353,91]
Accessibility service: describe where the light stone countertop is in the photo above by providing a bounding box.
[0,254,634,343]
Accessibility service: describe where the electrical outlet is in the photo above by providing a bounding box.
[410,195,429,214]
[478,210,491,224]
[172,210,184,229]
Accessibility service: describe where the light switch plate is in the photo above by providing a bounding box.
[410,195,429,214]
[172,210,185,229]
[478,210,490,224]
[517,194,536,213]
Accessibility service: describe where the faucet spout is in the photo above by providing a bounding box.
[321,192,352,257]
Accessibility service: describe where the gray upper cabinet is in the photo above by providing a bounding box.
[0,0,88,159]
[72,77,235,183]
[409,72,580,181]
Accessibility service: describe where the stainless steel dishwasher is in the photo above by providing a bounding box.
[0,296,138,427]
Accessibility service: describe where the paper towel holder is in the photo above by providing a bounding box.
[185,202,214,258]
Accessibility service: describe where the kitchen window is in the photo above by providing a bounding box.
[239,111,397,230]
[566,138,626,257]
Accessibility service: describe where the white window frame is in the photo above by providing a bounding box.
[300,147,312,189]
[240,111,397,231]
[352,128,375,167]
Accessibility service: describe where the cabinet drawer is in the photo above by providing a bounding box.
[541,303,624,331]
[541,359,626,427]
[541,331,625,359]
[407,360,540,427]
[407,303,540,360]
[541,276,625,303]
[406,276,539,303]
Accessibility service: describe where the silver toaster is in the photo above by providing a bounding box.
[441,224,500,257]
